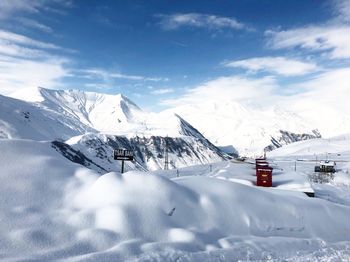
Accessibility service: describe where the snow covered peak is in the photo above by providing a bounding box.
[4,87,324,155]
[5,87,206,141]
[10,86,46,102]
[167,101,320,156]
[11,87,143,132]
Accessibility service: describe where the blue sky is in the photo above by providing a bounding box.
[0,0,350,111]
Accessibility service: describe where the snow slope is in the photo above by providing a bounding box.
[0,139,99,259]
[1,139,350,261]
[60,130,226,172]
[0,94,93,140]
[6,87,225,140]
[8,87,322,156]
[9,87,205,138]
[167,100,321,156]
[28,87,143,133]
[268,133,350,162]
[2,88,228,172]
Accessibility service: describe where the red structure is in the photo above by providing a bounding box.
[255,158,273,187]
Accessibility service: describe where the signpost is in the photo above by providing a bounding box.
[114,149,134,173]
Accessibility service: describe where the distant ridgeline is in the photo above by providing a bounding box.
[0,87,325,165]
[52,134,227,173]
[264,129,322,152]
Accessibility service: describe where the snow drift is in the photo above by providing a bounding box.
[1,139,350,261]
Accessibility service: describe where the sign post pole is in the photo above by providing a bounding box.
[121,160,125,173]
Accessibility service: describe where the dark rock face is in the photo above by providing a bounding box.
[52,134,227,173]
[51,141,107,173]
[51,113,229,173]
[265,129,322,152]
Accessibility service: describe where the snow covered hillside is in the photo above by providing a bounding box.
[2,87,227,171]
[167,100,322,156]
[268,133,350,158]
[0,94,93,140]
[9,87,214,138]
[12,87,144,133]
[7,87,324,157]
[55,130,226,172]
[1,139,350,261]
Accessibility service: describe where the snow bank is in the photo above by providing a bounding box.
[268,134,350,158]
[64,171,350,260]
[0,139,98,260]
[1,139,350,261]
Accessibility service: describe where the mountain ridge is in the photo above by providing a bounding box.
[2,87,228,171]
[4,87,323,157]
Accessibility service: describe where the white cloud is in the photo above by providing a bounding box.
[157,13,247,31]
[0,30,61,50]
[0,0,41,18]
[17,17,53,33]
[225,56,318,76]
[0,42,47,59]
[84,83,112,90]
[265,0,350,60]
[0,0,72,19]
[0,0,73,37]
[162,68,350,137]
[0,30,70,95]
[132,93,143,98]
[266,26,350,59]
[282,67,350,136]
[0,56,68,95]
[151,88,174,95]
[162,76,277,107]
[334,0,350,22]
[80,68,168,82]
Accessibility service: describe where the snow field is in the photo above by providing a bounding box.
[1,139,350,261]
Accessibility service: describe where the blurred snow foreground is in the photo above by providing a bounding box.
[1,139,350,261]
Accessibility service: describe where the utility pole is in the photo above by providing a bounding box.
[315,154,318,165]
[164,137,169,170]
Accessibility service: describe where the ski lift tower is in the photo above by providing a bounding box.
[164,137,169,170]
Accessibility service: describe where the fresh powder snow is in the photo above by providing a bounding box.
[1,136,350,261]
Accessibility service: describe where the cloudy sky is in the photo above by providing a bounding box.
[0,0,350,111]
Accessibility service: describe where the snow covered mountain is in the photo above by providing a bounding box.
[9,87,217,139]
[268,133,350,158]
[265,129,321,152]
[53,129,226,172]
[2,88,350,260]
[11,87,144,133]
[2,87,227,171]
[166,100,322,156]
[0,94,93,140]
[4,87,323,161]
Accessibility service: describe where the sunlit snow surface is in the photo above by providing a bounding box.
[6,87,214,140]
[1,137,350,261]
[6,87,328,156]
